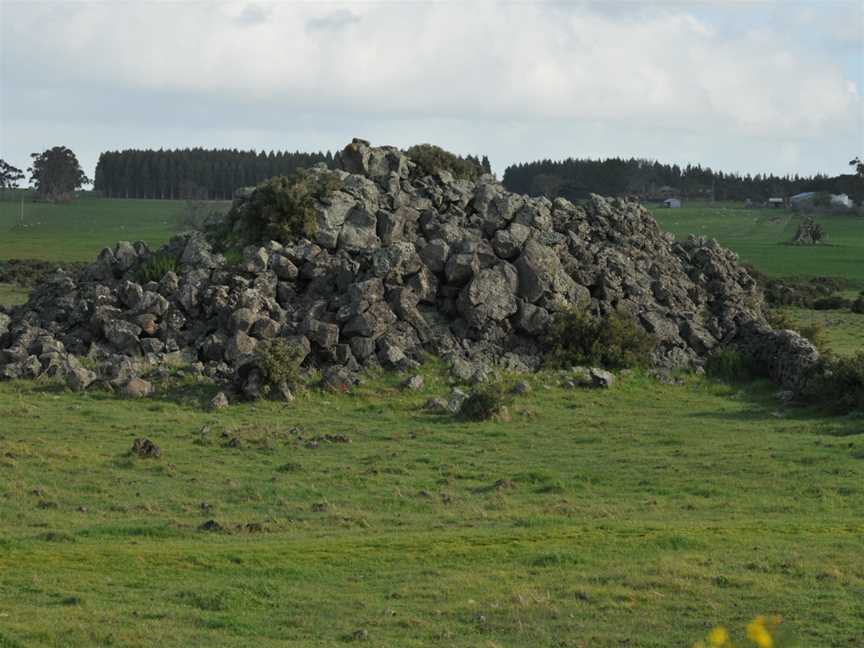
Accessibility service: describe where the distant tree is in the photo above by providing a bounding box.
[0,159,25,198]
[28,146,89,202]
[851,157,864,178]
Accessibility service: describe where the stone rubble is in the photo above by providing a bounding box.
[0,139,822,397]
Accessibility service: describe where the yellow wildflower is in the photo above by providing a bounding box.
[708,626,729,646]
[746,616,773,648]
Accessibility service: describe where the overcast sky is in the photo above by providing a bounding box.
[1,0,862,184]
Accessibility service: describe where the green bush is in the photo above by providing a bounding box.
[405,144,483,181]
[807,353,864,414]
[254,338,305,394]
[705,349,758,383]
[459,382,514,422]
[221,170,341,247]
[852,293,864,314]
[543,307,656,369]
[136,254,178,284]
[812,295,851,311]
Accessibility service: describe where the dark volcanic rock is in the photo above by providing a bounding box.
[0,138,822,396]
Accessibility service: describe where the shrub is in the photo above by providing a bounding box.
[405,144,483,181]
[543,307,656,369]
[136,254,178,284]
[254,338,305,393]
[812,295,851,310]
[221,170,341,247]
[851,293,864,314]
[743,264,849,308]
[807,353,864,415]
[459,381,514,422]
[705,349,758,383]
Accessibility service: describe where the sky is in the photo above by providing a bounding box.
[1,0,862,185]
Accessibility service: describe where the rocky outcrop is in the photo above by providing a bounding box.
[0,139,822,396]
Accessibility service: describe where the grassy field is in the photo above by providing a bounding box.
[1,197,863,646]
[649,203,864,284]
[0,367,863,647]
[0,197,183,262]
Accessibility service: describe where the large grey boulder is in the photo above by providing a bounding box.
[457,263,519,327]
[313,191,355,249]
[515,240,578,304]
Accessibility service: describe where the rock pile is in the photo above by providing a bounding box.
[0,139,822,397]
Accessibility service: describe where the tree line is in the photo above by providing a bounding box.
[94,149,335,200]
[502,157,864,204]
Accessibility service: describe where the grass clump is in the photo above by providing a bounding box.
[405,144,483,181]
[852,293,864,314]
[219,170,341,248]
[705,349,758,383]
[459,381,514,422]
[136,254,177,283]
[543,307,656,369]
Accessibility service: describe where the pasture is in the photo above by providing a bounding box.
[649,202,864,285]
[0,367,863,647]
[0,197,186,262]
[0,196,862,646]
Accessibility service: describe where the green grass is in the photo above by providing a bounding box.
[781,306,864,357]
[0,283,29,306]
[649,202,864,284]
[0,367,862,647]
[0,197,185,262]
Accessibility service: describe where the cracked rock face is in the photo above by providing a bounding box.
[0,138,821,395]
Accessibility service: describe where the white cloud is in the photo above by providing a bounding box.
[0,0,860,177]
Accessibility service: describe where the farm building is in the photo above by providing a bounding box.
[767,197,785,208]
[831,193,853,208]
[790,192,815,206]
[790,191,854,209]
[663,198,682,208]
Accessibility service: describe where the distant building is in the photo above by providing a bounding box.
[767,197,785,208]
[790,191,854,209]
[790,192,815,206]
[663,198,682,208]
[831,193,853,208]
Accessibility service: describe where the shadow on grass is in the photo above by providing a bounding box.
[689,378,864,435]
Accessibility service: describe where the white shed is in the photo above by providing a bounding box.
[663,198,682,208]
[831,193,853,208]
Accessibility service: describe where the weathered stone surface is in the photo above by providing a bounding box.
[457,263,519,327]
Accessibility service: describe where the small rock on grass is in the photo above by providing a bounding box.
[209,391,230,410]
[198,519,224,533]
[131,437,161,459]
[401,374,424,391]
[511,380,531,395]
[123,377,154,398]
